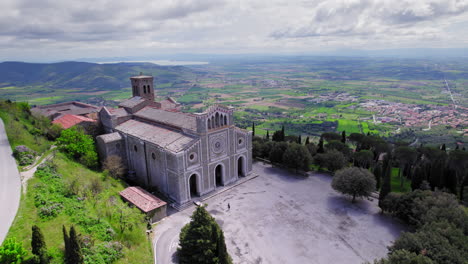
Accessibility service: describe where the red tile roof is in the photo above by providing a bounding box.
[119,186,167,213]
[52,114,96,129]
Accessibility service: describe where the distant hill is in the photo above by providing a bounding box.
[0,61,197,91]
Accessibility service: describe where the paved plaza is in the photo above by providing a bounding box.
[153,162,405,264]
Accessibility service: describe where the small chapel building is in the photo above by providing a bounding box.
[96,75,253,206]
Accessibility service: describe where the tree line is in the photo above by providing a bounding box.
[252,122,468,203]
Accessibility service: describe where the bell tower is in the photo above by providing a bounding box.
[130,74,155,102]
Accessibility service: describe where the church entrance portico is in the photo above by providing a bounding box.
[215,164,224,187]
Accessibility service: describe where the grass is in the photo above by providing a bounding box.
[390,167,411,193]
[0,101,51,153]
[6,153,153,264]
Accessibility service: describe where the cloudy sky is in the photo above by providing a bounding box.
[1,0,467,62]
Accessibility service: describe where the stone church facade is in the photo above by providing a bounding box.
[97,75,253,206]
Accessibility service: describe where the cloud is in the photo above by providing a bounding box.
[270,0,468,39]
[0,0,467,61]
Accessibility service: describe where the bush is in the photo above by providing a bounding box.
[57,127,98,168]
[390,221,468,264]
[0,238,27,264]
[372,249,434,264]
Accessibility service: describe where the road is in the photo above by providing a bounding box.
[0,119,21,245]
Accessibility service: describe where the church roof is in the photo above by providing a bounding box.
[98,132,122,143]
[118,96,147,109]
[108,107,130,117]
[115,119,197,152]
[134,106,197,131]
[120,186,166,213]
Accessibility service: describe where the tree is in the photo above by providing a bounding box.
[379,155,392,209]
[32,225,49,264]
[269,142,288,164]
[394,146,417,188]
[305,136,310,145]
[63,225,83,264]
[354,150,373,168]
[56,127,98,168]
[313,150,347,172]
[281,125,285,141]
[389,221,467,264]
[0,238,27,264]
[306,143,317,157]
[411,166,425,191]
[372,250,434,264]
[102,155,126,179]
[341,131,346,143]
[448,149,468,201]
[252,141,263,158]
[321,132,341,142]
[326,140,351,157]
[297,134,302,144]
[282,143,312,173]
[178,205,232,264]
[272,130,283,142]
[373,164,382,190]
[266,130,269,140]
[332,167,376,202]
[252,122,255,137]
[317,138,324,153]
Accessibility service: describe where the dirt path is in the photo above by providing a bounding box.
[20,146,56,193]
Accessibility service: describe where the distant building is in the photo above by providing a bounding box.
[52,114,96,129]
[31,101,100,121]
[97,75,253,206]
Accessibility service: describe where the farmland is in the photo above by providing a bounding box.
[0,57,466,146]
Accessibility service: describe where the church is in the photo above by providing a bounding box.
[96,75,253,206]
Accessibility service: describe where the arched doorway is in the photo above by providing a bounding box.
[189,174,199,198]
[238,156,245,177]
[215,164,223,187]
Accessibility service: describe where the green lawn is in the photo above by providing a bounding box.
[6,154,153,264]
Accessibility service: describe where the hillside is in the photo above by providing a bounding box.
[0,61,198,105]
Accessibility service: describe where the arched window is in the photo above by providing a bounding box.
[215,112,219,127]
[143,85,147,94]
[221,115,225,126]
[224,115,227,125]
[211,116,215,128]
[208,119,211,129]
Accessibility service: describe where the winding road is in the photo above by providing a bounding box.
[0,119,21,245]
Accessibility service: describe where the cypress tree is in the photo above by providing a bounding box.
[252,122,255,137]
[305,136,310,145]
[64,226,83,264]
[266,130,269,140]
[178,205,232,264]
[373,164,382,190]
[297,135,302,144]
[341,131,346,143]
[411,165,425,191]
[317,138,324,153]
[281,125,285,141]
[216,227,231,264]
[379,155,392,210]
[32,225,49,264]
[63,226,69,263]
[441,143,446,152]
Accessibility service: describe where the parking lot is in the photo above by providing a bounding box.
[153,162,405,264]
